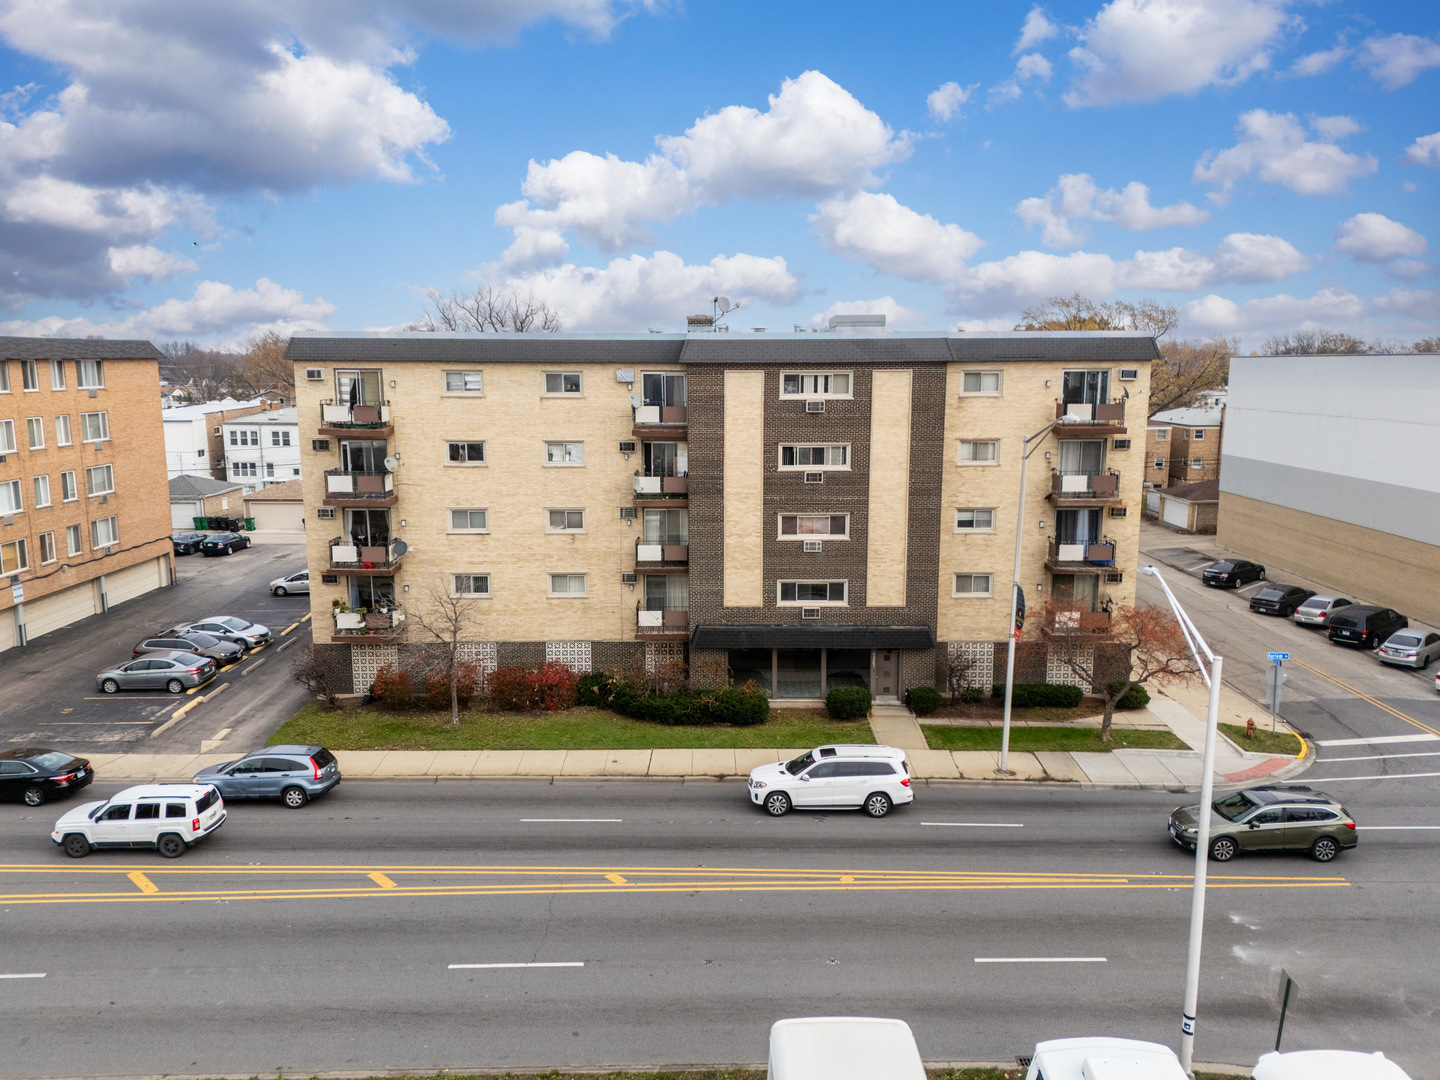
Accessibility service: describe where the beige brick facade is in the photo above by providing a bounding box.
[1166,420,1223,484]
[1144,421,1172,487]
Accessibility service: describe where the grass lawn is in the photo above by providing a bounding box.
[928,700,1102,724]
[270,702,876,751]
[1220,722,1303,756]
[923,724,1188,753]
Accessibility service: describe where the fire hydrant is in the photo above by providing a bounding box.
[1245,718,1257,740]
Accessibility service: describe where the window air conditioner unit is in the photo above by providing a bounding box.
[803,472,824,484]
[803,540,822,553]
[619,507,637,520]
[805,400,825,413]
[1105,572,1124,584]
[1109,506,1128,518]
[801,607,821,619]
[618,441,637,453]
[317,507,335,519]
[99,495,107,504]
[305,368,324,381]
[321,574,338,585]
[1119,368,1138,381]
[312,439,330,452]
[620,572,638,584]
[1112,438,1131,450]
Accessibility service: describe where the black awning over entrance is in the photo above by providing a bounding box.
[691,624,936,650]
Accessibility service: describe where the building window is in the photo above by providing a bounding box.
[960,371,1002,395]
[26,417,43,449]
[548,572,587,596]
[1154,429,1168,441]
[214,426,222,437]
[953,573,993,597]
[66,523,82,555]
[33,475,50,508]
[547,509,586,532]
[780,372,851,398]
[545,441,584,465]
[0,539,28,573]
[0,479,21,514]
[1191,457,1204,468]
[448,509,489,533]
[958,440,999,464]
[453,573,491,597]
[955,508,996,531]
[446,441,486,464]
[778,514,848,538]
[1153,458,1165,470]
[0,362,8,392]
[38,530,56,565]
[55,414,71,446]
[232,462,257,478]
[778,444,848,469]
[80,411,109,443]
[49,360,65,390]
[91,516,119,548]
[444,371,484,394]
[544,372,582,395]
[270,430,292,446]
[86,464,114,496]
[60,471,77,502]
[778,581,847,605]
[1193,429,1206,440]
[77,360,104,389]
[21,359,39,391]
[0,420,13,454]
[265,463,275,478]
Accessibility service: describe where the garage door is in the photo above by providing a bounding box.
[24,583,98,640]
[249,500,305,532]
[1162,497,1190,530]
[172,501,201,529]
[105,558,163,606]
[0,608,16,652]
[1144,490,1160,516]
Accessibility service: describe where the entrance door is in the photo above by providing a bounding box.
[872,650,898,700]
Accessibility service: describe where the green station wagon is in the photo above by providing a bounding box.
[1169,785,1357,863]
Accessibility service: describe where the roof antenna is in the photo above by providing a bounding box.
[712,296,739,324]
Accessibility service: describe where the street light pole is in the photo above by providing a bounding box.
[1139,563,1220,1077]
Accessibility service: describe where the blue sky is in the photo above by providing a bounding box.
[0,0,1436,350]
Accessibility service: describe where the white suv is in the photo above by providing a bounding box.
[749,745,912,818]
[52,784,226,859]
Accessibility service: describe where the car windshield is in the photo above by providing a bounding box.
[1389,634,1421,646]
[184,633,221,647]
[1210,561,1235,571]
[30,752,75,770]
[1256,587,1282,599]
[218,617,251,630]
[1213,791,1260,821]
[785,751,816,775]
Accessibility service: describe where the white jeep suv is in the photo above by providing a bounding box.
[52,783,226,858]
[749,745,912,818]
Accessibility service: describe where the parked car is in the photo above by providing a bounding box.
[1202,559,1265,588]
[1250,584,1316,617]
[0,748,93,806]
[1023,1038,1186,1080]
[1328,606,1408,650]
[172,531,207,555]
[169,616,271,649]
[133,632,243,666]
[769,1018,925,1080]
[1293,595,1353,628]
[1169,784,1357,863]
[201,531,251,556]
[52,783,226,858]
[97,651,217,694]
[1251,1050,1413,1080]
[269,570,310,596]
[748,744,912,818]
[193,745,340,808]
[1376,629,1440,670]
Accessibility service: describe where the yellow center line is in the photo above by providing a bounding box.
[127,872,158,894]
[1290,658,1440,738]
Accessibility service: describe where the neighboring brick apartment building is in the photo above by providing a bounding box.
[288,330,1155,698]
[1,338,173,651]
[1149,405,1224,485]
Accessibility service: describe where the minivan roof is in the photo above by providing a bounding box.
[768,1017,925,1080]
[1251,1049,1412,1080]
[1031,1038,1186,1080]
[815,744,907,758]
[112,784,214,800]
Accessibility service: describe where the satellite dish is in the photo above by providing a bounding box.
[716,296,733,314]
[392,539,408,556]
[383,456,399,472]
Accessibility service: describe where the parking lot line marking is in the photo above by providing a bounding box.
[242,658,266,675]
[1316,733,1440,746]
[1355,826,1440,830]
[448,962,584,970]
[280,622,299,636]
[276,639,295,653]
[1290,659,1440,738]
[45,721,152,725]
[83,696,171,701]
[521,818,623,822]
[301,613,311,623]
[185,683,204,695]
[1322,750,1440,763]
[1302,771,1440,783]
[974,957,1106,963]
[127,873,159,895]
[249,643,269,654]
[923,822,1025,828]
[605,873,628,885]
[0,973,45,979]
[368,872,398,889]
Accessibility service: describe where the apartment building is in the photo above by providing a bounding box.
[161,397,274,480]
[221,406,302,492]
[1,337,173,651]
[1144,419,1171,487]
[1150,405,1224,485]
[288,330,1155,698]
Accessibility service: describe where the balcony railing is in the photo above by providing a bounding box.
[1046,538,1117,568]
[636,602,689,636]
[1044,608,1114,635]
[332,603,404,640]
[319,400,392,433]
[633,404,688,425]
[1055,399,1126,430]
[633,471,689,497]
[1048,469,1122,502]
[324,468,396,504]
[636,537,689,565]
[329,536,403,572]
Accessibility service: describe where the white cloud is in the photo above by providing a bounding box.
[1357,33,1440,90]
[1333,213,1428,262]
[496,71,910,267]
[106,245,198,282]
[1064,0,1294,107]
[1194,109,1377,204]
[1370,286,1440,319]
[1180,286,1366,339]
[927,81,976,122]
[810,192,984,282]
[1289,39,1350,77]
[809,297,927,330]
[989,52,1053,106]
[1403,131,1440,168]
[1016,173,1210,247]
[1016,6,1061,53]
[496,250,802,332]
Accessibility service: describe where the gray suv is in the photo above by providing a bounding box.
[193,745,340,808]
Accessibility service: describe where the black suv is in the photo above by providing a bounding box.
[1202,559,1265,588]
[1328,606,1408,649]
[1250,585,1316,617]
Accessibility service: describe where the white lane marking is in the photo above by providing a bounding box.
[448,962,584,970]
[1355,826,1440,831]
[1317,734,1440,747]
[975,957,1106,964]
[923,822,1024,828]
[520,818,622,822]
[1321,750,1440,763]
[1302,771,1440,783]
[1185,563,1212,571]
[0,973,46,979]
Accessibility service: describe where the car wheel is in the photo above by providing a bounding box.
[1310,836,1339,863]
[22,786,46,807]
[863,792,892,818]
[165,678,185,694]
[156,833,187,859]
[101,678,120,694]
[63,834,91,859]
[1258,569,1266,581]
[763,791,791,817]
[1209,836,1238,862]
[274,586,287,596]
[281,785,308,809]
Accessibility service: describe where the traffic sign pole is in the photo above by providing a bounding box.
[1264,653,1289,734]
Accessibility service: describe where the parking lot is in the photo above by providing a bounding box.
[2,541,314,757]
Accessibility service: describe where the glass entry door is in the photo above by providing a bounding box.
[1057,439,1105,474]
[1062,369,1109,405]
[641,372,686,407]
[336,369,382,405]
[1056,508,1102,545]
[643,508,688,545]
[341,440,387,472]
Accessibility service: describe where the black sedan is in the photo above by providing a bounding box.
[1250,585,1317,616]
[0,748,94,806]
[1202,559,1265,588]
[172,531,208,555]
[133,631,244,665]
[201,532,252,556]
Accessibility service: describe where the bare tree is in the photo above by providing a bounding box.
[158,340,245,402]
[1414,337,1440,353]
[407,570,485,725]
[238,329,294,399]
[408,283,564,334]
[1016,294,1178,339]
[1043,599,1201,742]
[942,647,984,706]
[1260,328,1373,355]
[1150,335,1235,413]
[291,644,349,708]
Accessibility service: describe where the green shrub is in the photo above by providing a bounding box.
[574,671,768,727]
[826,686,872,720]
[1109,681,1151,710]
[990,682,1085,708]
[960,686,987,704]
[908,686,943,716]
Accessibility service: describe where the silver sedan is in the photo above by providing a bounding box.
[269,570,310,596]
[96,651,218,694]
[1377,630,1440,670]
[1293,595,1353,627]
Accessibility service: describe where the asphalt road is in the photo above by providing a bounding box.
[2,778,1436,1078]
[1,541,314,756]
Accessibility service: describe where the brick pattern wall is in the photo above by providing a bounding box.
[1145,424,1172,487]
[1167,421,1223,484]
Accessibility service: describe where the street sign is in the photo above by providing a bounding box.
[1267,651,1289,662]
[9,580,21,604]
[1275,969,1298,1051]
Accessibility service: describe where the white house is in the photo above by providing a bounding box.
[162,398,267,479]
[221,406,301,493]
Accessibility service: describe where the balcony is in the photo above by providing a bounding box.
[636,537,689,570]
[324,469,396,507]
[1042,607,1114,636]
[1048,469,1122,506]
[632,472,689,501]
[1045,538,1117,572]
[329,536,403,574]
[319,400,393,438]
[331,604,404,641]
[1055,399,1127,435]
[636,603,689,638]
[632,404,688,437]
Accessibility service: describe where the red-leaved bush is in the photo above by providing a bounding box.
[423,663,481,710]
[371,664,412,707]
[486,663,578,712]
